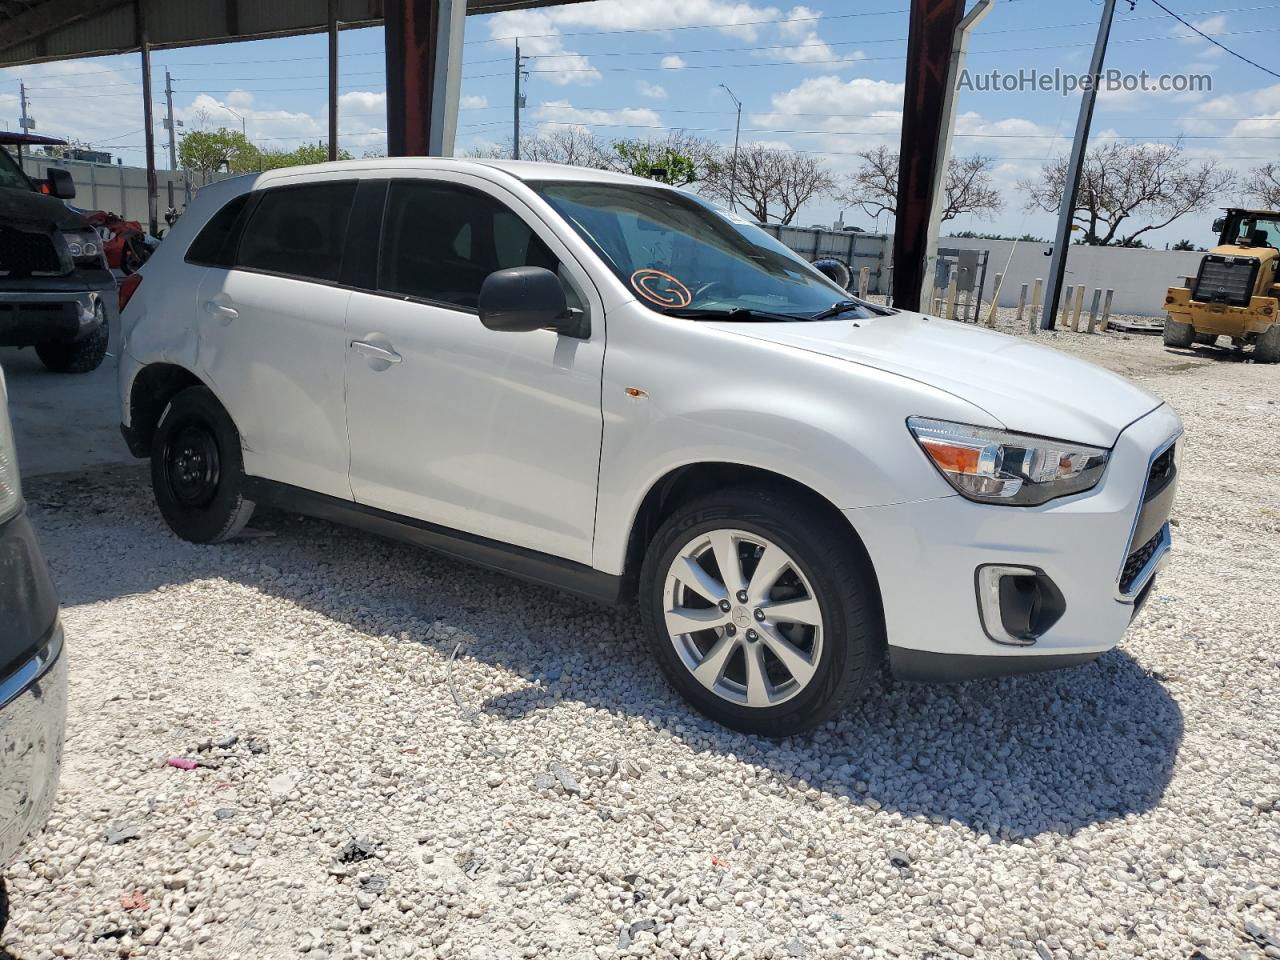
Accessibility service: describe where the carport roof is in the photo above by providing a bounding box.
[0,0,585,68]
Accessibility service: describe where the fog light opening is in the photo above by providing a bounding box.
[975,565,1066,647]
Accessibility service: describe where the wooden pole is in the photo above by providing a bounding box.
[1087,287,1102,333]
[858,266,870,299]
[1071,284,1086,331]
[946,274,959,320]
[1059,285,1074,327]
[985,272,1003,327]
[1015,282,1028,325]
[1030,278,1043,335]
[1100,289,1115,331]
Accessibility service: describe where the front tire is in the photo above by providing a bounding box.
[1255,323,1280,363]
[150,386,254,543]
[1163,316,1195,348]
[638,486,879,736]
[36,300,108,373]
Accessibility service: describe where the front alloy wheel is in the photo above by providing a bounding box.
[664,529,823,708]
[639,486,879,736]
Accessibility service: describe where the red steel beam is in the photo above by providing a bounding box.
[384,0,440,157]
[891,0,965,313]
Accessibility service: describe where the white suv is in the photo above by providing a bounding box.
[118,159,1181,735]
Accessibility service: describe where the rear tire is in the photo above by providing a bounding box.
[1255,323,1280,363]
[1163,317,1195,348]
[150,386,254,543]
[36,300,108,373]
[638,485,880,737]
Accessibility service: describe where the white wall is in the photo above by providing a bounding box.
[19,155,190,227]
[942,237,1204,317]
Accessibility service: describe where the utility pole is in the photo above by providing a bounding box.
[719,83,742,212]
[163,69,179,171]
[328,0,339,161]
[1041,0,1115,330]
[512,40,527,160]
[17,80,33,170]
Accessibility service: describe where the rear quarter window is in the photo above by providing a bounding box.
[185,193,251,268]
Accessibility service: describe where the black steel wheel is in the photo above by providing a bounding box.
[150,386,254,543]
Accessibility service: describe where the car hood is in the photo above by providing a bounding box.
[0,185,88,231]
[715,310,1163,448]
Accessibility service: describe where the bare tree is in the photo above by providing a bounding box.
[835,145,1003,222]
[702,144,834,224]
[467,128,614,169]
[1244,162,1280,209]
[1020,141,1236,246]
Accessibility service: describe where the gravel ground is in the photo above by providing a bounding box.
[5,319,1280,960]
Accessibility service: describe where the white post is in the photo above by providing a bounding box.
[1101,289,1115,331]
[858,266,870,299]
[1030,278,1043,335]
[1071,284,1086,332]
[985,272,1003,327]
[946,275,959,320]
[1015,282,1028,325]
[1060,285,1074,327]
[1087,287,1102,333]
[431,0,467,155]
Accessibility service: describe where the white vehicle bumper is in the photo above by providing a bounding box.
[849,403,1183,682]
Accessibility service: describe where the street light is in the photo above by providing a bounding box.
[222,106,248,142]
[719,83,742,213]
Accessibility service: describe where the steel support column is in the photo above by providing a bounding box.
[385,0,465,157]
[135,0,158,237]
[328,0,339,161]
[891,0,993,312]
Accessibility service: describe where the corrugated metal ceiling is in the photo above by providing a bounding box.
[0,0,584,68]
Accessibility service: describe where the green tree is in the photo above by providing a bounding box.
[258,141,353,170]
[1171,238,1197,251]
[612,138,701,186]
[178,128,259,180]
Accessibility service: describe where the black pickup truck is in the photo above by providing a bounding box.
[0,134,114,373]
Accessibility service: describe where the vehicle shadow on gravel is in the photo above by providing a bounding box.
[35,466,1183,842]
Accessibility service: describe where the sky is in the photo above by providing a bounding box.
[2,0,1277,248]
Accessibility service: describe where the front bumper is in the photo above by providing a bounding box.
[0,287,107,347]
[0,622,66,865]
[850,403,1183,681]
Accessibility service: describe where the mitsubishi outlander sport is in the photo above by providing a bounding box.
[117,159,1182,736]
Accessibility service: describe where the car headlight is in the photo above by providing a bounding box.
[907,417,1109,506]
[61,229,100,264]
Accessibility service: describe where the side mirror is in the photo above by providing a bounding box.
[1211,217,1225,235]
[478,266,570,333]
[42,167,76,200]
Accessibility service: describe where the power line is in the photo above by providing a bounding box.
[1148,0,1280,79]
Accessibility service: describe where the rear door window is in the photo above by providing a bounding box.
[235,181,356,282]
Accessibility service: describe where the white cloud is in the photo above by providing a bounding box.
[661,55,687,70]
[461,94,489,109]
[637,81,668,99]
[774,5,844,65]
[533,100,662,137]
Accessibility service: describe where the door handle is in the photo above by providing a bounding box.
[203,301,238,323]
[350,339,402,366]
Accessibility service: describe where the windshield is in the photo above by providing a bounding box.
[532,180,878,320]
[0,146,33,192]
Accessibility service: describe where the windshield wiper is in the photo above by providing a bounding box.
[662,306,804,323]
[809,300,864,321]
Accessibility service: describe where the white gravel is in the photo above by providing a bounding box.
[6,321,1280,960]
